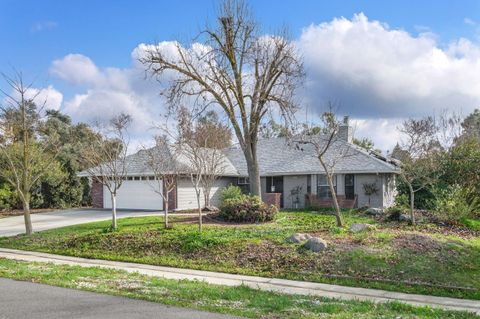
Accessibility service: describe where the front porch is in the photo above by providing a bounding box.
[305,193,358,209]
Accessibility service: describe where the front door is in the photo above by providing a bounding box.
[266,176,284,208]
[345,174,355,200]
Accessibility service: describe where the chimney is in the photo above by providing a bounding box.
[338,116,352,143]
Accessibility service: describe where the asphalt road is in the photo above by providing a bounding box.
[0,278,240,319]
[0,209,161,237]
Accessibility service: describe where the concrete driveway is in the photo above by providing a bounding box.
[0,209,161,237]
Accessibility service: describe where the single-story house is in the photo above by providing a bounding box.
[79,121,400,211]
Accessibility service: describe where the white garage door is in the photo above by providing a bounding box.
[103,179,163,210]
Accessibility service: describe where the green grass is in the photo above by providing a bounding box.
[0,210,479,300]
[0,258,477,319]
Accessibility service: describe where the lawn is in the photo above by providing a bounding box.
[0,210,479,300]
[0,258,477,319]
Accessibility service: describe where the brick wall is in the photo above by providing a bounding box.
[264,193,281,209]
[91,178,103,208]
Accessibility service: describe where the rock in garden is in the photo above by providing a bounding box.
[286,233,312,243]
[304,237,328,252]
[365,208,383,216]
[349,223,375,232]
[399,214,412,222]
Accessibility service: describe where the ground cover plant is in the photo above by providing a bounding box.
[0,210,479,300]
[0,258,477,319]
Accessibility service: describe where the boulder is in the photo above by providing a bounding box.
[349,223,375,233]
[304,237,328,252]
[399,214,412,222]
[365,208,383,216]
[203,206,219,212]
[286,233,312,243]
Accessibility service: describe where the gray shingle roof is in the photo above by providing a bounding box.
[79,136,400,177]
[224,137,400,176]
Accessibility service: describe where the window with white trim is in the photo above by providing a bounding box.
[317,174,337,199]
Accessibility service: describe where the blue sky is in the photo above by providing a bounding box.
[1,0,480,150]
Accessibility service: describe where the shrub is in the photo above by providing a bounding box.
[430,185,479,222]
[385,206,406,221]
[220,184,244,204]
[0,184,13,211]
[219,195,277,223]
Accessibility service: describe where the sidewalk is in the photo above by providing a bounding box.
[0,248,478,315]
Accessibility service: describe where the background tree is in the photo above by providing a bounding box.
[82,113,131,230]
[143,135,178,228]
[141,0,304,197]
[394,117,440,224]
[39,110,98,208]
[194,111,232,149]
[0,72,61,234]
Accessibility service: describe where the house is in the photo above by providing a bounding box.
[80,120,400,211]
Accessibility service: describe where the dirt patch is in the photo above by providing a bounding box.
[393,233,444,253]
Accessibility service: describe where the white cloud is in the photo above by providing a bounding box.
[31,21,58,33]
[50,52,166,142]
[299,13,480,120]
[50,13,480,152]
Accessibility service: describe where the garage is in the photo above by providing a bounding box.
[103,179,164,210]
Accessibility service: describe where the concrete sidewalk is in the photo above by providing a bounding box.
[0,248,478,315]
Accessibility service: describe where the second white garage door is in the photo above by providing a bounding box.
[103,179,163,210]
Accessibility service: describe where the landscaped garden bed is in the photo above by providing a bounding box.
[0,210,479,300]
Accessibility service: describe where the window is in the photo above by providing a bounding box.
[127,176,133,181]
[317,174,336,199]
[237,177,249,185]
[149,176,155,181]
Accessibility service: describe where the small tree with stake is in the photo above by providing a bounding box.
[143,135,178,229]
[175,109,227,232]
[290,110,354,227]
[83,113,131,230]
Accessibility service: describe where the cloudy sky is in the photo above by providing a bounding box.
[1,0,480,152]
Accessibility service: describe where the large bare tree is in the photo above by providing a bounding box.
[143,135,178,229]
[141,0,304,196]
[0,72,61,235]
[83,114,131,230]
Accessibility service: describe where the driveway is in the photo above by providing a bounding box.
[0,278,239,319]
[0,209,161,237]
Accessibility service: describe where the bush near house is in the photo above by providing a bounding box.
[218,185,278,223]
[219,194,278,223]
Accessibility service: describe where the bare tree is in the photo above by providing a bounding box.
[175,110,227,232]
[143,135,178,228]
[83,114,131,230]
[0,71,61,235]
[141,0,304,197]
[394,117,440,224]
[290,112,354,227]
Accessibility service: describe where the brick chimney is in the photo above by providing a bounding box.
[338,116,353,143]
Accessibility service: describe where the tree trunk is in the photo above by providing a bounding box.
[196,192,202,232]
[320,159,343,227]
[164,191,169,229]
[204,188,210,207]
[407,183,415,225]
[244,141,261,196]
[22,199,33,235]
[111,193,117,229]
[327,174,343,227]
